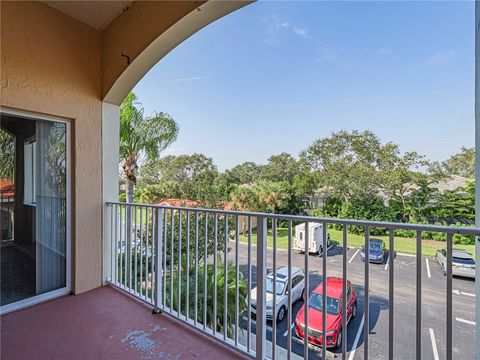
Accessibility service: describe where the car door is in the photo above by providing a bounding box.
[292,275,304,301]
[297,274,305,301]
[290,275,299,301]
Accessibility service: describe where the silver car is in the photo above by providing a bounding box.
[250,267,305,322]
[435,249,475,279]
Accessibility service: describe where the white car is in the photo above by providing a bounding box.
[250,267,305,322]
[435,249,475,279]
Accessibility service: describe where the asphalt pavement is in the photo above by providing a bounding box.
[229,241,476,360]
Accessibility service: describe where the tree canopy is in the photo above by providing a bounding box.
[119,92,179,202]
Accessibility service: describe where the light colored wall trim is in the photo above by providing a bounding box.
[102,102,120,284]
[0,287,70,315]
[103,0,252,105]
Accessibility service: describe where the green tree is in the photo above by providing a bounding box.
[0,130,15,180]
[223,162,262,185]
[254,181,291,213]
[339,193,392,235]
[230,184,258,212]
[435,181,474,222]
[138,182,182,204]
[442,147,475,178]
[120,92,179,203]
[139,153,220,205]
[300,130,383,199]
[260,152,301,183]
[292,172,320,199]
[377,142,428,214]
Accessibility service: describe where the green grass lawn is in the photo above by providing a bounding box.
[239,227,475,257]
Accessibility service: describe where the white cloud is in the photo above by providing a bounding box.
[261,14,310,43]
[426,50,458,65]
[170,76,208,82]
[293,26,309,38]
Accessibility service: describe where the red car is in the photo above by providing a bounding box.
[294,277,357,349]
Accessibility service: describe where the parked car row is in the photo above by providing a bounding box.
[359,239,476,281]
[250,266,357,349]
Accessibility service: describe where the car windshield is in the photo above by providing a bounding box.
[266,278,286,295]
[308,293,340,315]
[370,242,382,251]
[453,257,475,265]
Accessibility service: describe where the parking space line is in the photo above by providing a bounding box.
[348,314,365,360]
[349,249,360,264]
[397,252,416,258]
[425,258,431,278]
[456,317,476,326]
[283,323,295,337]
[384,254,390,270]
[452,289,476,297]
[242,316,273,332]
[319,244,333,257]
[429,328,439,360]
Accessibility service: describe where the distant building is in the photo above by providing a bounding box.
[154,198,256,233]
[306,175,471,208]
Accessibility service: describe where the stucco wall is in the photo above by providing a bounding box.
[102,1,203,101]
[1,0,250,298]
[1,1,103,294]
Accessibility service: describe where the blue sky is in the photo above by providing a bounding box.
[133,1,475,171]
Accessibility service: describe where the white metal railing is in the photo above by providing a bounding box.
[106,201,479,360]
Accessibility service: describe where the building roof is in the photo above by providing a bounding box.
[155,199,199,208]
[431,175,469,193]
[154,198,233,211]
[0,179,14,198]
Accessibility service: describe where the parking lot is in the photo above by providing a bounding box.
[231,242,476,360]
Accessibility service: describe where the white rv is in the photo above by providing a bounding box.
[293,223,330,254]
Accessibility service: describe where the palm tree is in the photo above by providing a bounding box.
[120,92,179,203]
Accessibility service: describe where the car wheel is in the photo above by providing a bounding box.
[277,306,286,322]
[335,330,342,349]
[352,302,357,318]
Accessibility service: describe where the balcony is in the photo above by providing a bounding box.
[101,202,478,360]
[1,285,248,360]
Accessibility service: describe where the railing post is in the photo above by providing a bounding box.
[154,207,163,314]
[103,203,113,284]
[256,216,267,360]
[475,3,480,358]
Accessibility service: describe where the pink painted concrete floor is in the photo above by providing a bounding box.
[1,286,249,360]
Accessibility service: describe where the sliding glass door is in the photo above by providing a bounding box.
[0,111,70,313]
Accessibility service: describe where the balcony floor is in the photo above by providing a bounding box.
[1,285,248,360]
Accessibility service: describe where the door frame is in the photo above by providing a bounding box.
[0,107,72,315]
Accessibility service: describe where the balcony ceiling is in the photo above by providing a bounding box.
[41,1,134,30]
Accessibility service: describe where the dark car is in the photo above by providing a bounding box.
[360,238,386,264]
